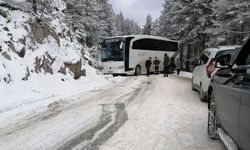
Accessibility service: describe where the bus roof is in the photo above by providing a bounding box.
[103,35,179,43]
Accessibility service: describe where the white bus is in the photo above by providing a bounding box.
[100,35,179,75]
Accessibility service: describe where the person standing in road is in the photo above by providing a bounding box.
[170,58,176,74]
[145,57,152,76]
[163,53,170,77]
[153,57,160,75]
[175,58,181,75]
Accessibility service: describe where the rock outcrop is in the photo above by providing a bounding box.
[0,9,8,18]
[2,52,11,61]
[34,54,54,74]
[31,20,60,46]
[65,60,86,79]
[41,55,54,74]
[33,54,86,79]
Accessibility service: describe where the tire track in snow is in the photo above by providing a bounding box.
[57,77,148,150]
[58,103,128,150]
[122,77,153,107]
[0,77,134,136]
[1,100,69,135]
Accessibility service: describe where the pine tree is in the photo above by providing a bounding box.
[151,19,160,36]
[63,0,99,46]
[32,0,37,13]
[159,0,181,39]
[143,14,152,35]
[130,20,141,35]
[115,12,125,35]
[159,0,214,48]
[87,0,117,45]
[212,0,250,45]
[114,12,141,36]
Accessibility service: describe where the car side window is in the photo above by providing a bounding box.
[245,54,250,65]
[203,55,209,64]
[199,54,209,65]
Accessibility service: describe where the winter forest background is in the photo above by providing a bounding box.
[2,0,250,66]
[5,0,141,47]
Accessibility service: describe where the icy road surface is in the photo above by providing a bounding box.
[0,74,225,150]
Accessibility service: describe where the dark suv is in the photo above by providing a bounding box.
[207,38,250,150]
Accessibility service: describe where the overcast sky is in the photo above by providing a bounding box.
[110,0,164,26]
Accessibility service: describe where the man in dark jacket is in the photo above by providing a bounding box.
[163,53,170,77]
[153,57,160,75]
[145,57,152,76]
[175,58,181,75]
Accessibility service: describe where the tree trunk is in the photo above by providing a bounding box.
[33,0,37,14]
[180,45,184,69]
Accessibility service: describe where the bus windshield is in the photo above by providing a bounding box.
[101,41,124,62]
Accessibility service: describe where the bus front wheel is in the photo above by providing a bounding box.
[135,65,142,76]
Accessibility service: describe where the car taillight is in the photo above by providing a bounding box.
[206,58,215,78]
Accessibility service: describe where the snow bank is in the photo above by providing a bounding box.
[179,71,193,79]
[0,71,125,137]
[0,65,120,112]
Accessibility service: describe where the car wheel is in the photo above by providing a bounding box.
[135,65,141,76]
[207,90,220,139]
[200,84,206,102]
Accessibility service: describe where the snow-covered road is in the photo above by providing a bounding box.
[0,73,226,150]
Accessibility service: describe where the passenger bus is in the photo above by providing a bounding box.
[100,35,179,75]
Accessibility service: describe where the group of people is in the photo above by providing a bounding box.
[145,54,181,77]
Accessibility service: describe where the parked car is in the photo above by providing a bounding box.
[207,38,250,150]
[192,46,240,101]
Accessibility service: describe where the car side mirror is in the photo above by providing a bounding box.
[215,54,231,68]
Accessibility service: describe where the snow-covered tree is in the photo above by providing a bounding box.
[63,0,116,46]
[115,12,125,35]
[159,0,181,39]
[151,19,160,36]
[89,0,117,45]
[159,0,214,49]
[130,20,141,35]
[63,0,95,43]
[211,0,250,45]
[143,14,152,35]
[32,0,37,13]
[114,12,141,36]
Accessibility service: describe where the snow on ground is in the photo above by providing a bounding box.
[0,73,226,150]
[0,75,138,150]
[179,71,193,79]
[100,73,225,150]
[0,103,103,150]
[0,65,117,112]
[0,67,125,134]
